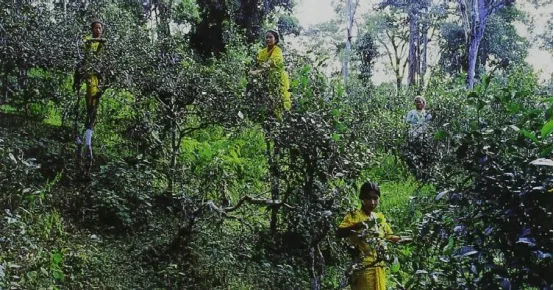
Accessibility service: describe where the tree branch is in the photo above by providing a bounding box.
[382,31,403,74]
[488,0,506,15]
[221,195,294,213]
[154,93,170,109]
[401,56,409,79]
[457,0,470,41]
[182,122,218,135]
[378,38,396,72]
[399,43,408,59]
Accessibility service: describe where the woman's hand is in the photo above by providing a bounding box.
[337,222,365,238]
[387,235,401,243]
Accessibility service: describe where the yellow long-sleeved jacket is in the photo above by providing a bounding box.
[256,45,292,115]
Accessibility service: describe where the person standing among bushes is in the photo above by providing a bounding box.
[249,30,291,119]
[73,20,107,171]
[337,182,400,290]
[404,95,433,179]
[406,95,432,139]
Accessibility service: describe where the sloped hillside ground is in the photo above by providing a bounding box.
[0,111,427,289]
[0,113,192,289]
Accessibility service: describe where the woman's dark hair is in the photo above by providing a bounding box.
[91,20,104,29]
[359,182,380,199]
[266,30,280,44]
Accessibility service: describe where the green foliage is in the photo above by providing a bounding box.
[174,0,202,24]
[0,141,110,289]
[354,32,379,82]
[420,132,551,288]
[1,208,119,289]
[398,69,553,289]
[86,159,164,231]
[277,14,302,37]
[0,2,78,112]
[0,1,551,289]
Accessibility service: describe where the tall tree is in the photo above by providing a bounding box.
[378,0,420,87]
[366,11,409,92]
[439,6,528,77]
[354,31,379,83]
[419,18,428,87]
[379,0,442,88]
[342,0,360,86]
[457,0,515,88]
[189,0,294,58]
[407,2,420,86]
[415,0,440,88]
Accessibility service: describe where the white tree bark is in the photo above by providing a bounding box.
[407,6,419,86]
[462,0,506,88]
[343,0,359,86]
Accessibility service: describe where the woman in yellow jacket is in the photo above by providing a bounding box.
[249,30,292,118]
[338,182,401,290]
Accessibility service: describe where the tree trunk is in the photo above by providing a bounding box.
[420,11,429,88]
[466,0,488,89]
[381,28,407,94]
[477,41,488,77]
[1,63,9,105]
[265,123,280,232]
[343,40,351,86]
[407,8,418,87]
[467,34,481,88]
[394,53,402,93]
[343,0,353,86]
[269,146,280,232]
[458,0,471,41]
[168,96,178,196]
[309,245,325,290]
[169,120,177,195]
